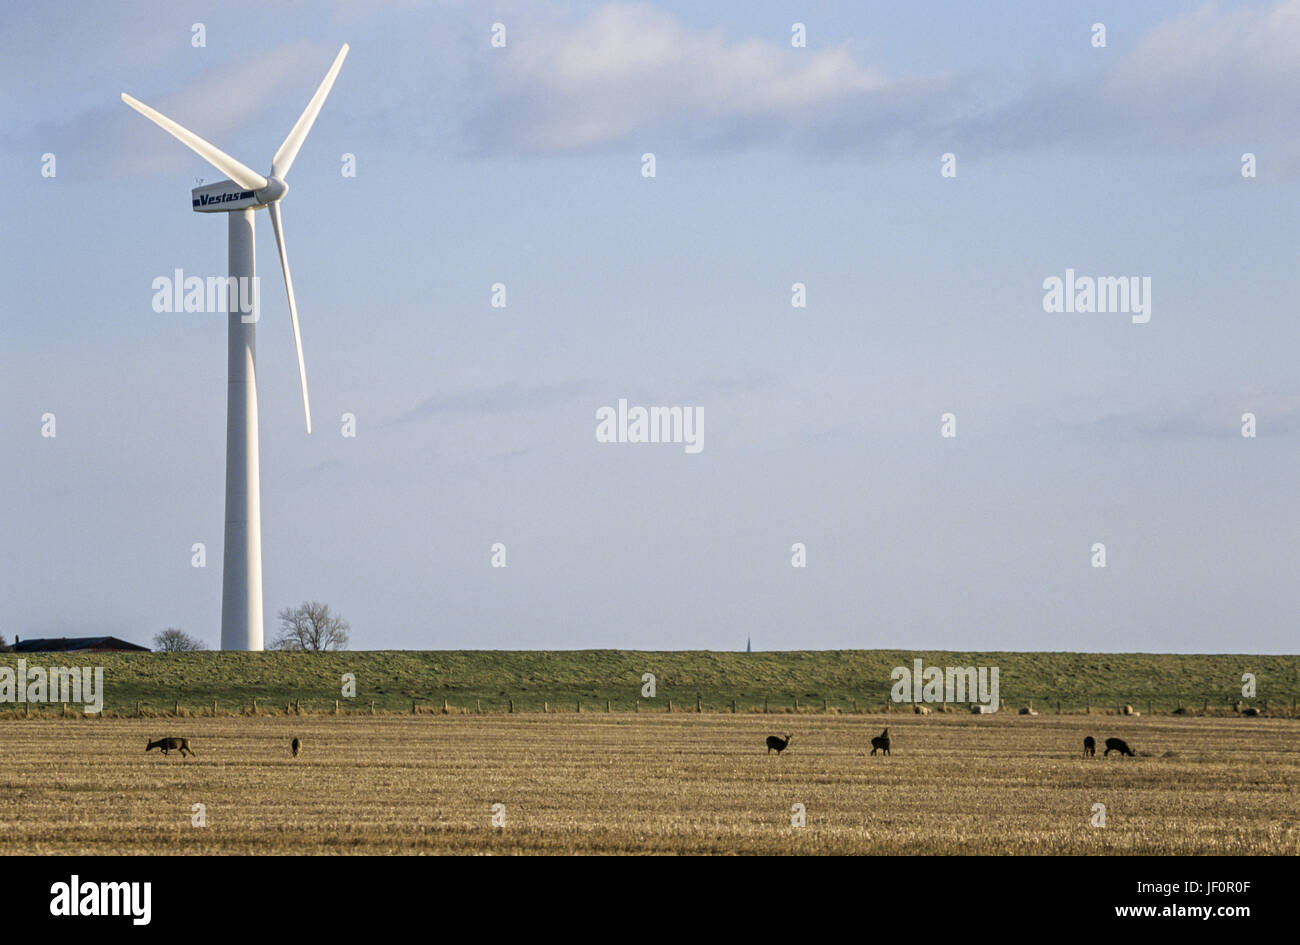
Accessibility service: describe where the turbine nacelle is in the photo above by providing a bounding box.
[190,177,288,213]
[191,179,258,213]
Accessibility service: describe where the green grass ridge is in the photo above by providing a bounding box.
[2,649,1296,715]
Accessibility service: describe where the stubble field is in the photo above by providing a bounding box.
[1,714,1296,855]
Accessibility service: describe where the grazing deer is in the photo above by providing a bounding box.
[1083,736,1096,757]
[291,737,302,758]
[145,737,194,758]
[870,728,891,756]
[1104,737,1135,757]
[766,734,793,755]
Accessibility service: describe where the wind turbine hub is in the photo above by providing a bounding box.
[257,177,288,204]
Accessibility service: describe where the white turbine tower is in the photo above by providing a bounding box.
[122,44,349,651]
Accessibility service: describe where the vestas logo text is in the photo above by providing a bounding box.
[192,190,254,208]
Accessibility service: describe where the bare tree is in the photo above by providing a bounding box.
[272,601,350,652]
[153,628,208,652]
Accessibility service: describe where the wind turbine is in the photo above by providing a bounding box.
[122,44,349,650]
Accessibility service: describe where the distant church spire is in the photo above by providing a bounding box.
[746,636,751,653]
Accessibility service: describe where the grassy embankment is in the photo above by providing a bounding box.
[1,650,1295,717]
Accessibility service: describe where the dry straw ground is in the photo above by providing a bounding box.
[1,714,1296,854]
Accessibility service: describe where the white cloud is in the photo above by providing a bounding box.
[464,3,943,154]
[461,0,1300,164]
[975,0,1300,162]
[1106,0,1300,101]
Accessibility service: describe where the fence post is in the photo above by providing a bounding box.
[577,700,582,713]
[763,697,768,714]
[667,699,673,713]
[634,700,639,713]
[509,699,514,714]
[606,700,611,713]
[136,700,142,717]
[731,699,737,714]
[696,695,702,713]
[334,699,339,715]
[794,695,799,712]
[370,701,375,715]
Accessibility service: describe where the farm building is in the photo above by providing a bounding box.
[10,636,150,653]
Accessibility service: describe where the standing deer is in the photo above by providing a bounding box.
[766,734,793,755]
[291,737,302,758]
[1083,736,1096,757]
[870,728,891,756]
[145,737,194,758]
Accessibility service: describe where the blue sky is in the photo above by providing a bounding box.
[3,1,1299,652]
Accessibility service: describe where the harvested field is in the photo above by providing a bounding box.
[1,714,1296,854]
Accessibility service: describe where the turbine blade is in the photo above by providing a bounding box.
[272,44,349,179]
[267,201,312,434]
[120,93,268,191]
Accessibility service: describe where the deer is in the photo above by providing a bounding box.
[870,727,890,756]
[766,734,793,755]
[1083,735,1096,757]
[1104,737,1135,757]
[291,737,302,758]
[145,737,194,758]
